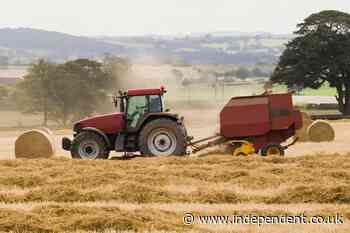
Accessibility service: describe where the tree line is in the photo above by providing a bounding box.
[4,56,130,126]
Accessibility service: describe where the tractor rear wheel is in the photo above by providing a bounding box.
[139,119,186,156]
[71,131,110,160]
[261,144,285,156]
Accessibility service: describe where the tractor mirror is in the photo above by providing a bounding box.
[113,96,118,108]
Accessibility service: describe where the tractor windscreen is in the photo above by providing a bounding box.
[127,96,147,128]
[126,95,163,128]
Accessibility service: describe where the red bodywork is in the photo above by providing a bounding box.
[220,93,302,151]
[77,112,125,134]
[74,87,166,135]
[127,86,165,96]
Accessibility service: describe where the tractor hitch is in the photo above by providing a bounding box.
[62,137,72,151]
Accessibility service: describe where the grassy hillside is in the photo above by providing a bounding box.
[0,28,292,65]
[0,28,124,62]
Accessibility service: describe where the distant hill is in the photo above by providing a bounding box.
[0,28,293,65]
[0,28,124,61]
[99,33,293,65]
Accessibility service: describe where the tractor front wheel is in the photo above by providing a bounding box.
[71,131,110,160]
[261,144,285,156]
[139,119,186,156]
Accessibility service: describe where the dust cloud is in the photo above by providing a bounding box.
[111,61,267,138]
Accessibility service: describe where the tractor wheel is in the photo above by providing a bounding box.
[261,144,285,157]
[139,119,186,156]
[71,131,110,160]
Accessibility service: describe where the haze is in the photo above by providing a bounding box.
[1,0,349,36]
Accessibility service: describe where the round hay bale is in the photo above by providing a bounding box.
[15,129,56,159]
[307,120,335,142]
[295,112,313,142]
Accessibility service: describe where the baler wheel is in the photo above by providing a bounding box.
[261,144,285,157]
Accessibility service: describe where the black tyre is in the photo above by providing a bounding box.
[261,144,285,156]
[139,119,186,156]
[71,131,110,160]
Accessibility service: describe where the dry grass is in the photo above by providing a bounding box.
[1,108,350,232]
[0,155,350,204]
[0,205,187,233]
[0,154,350,232]
[0,203,349,233]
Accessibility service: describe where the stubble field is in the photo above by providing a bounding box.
[1,107,350,232]
[0,154,350,232]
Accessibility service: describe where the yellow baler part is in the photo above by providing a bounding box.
[228,140,255,156]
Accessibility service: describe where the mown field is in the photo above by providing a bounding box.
[0,63,346,232]
[0,154,349,232]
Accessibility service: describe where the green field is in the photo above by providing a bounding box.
[273,83,337,96]
[165,83,337,103]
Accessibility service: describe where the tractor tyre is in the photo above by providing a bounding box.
[139,118,186,156]
[71,131,110,160]
[261,144,285,157]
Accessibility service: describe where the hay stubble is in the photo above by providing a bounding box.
[0,154,350,232]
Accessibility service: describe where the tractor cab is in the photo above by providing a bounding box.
[115,86,167,130]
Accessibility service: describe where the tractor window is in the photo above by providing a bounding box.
[148,95,162,113]
[127,96,147,128]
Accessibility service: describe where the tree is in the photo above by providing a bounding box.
[17,59,56,126]
[236,66,251,79]
[252,67,267,77]
[271,10,350,115]
[0,85,8,100]
[15,58,118,126]
[49,59,114,125]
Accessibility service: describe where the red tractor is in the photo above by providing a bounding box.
[62,87,188,159]
[63,86,302,159]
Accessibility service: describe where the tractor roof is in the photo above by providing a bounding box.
[127,86,166,96]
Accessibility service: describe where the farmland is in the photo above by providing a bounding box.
[0,104,350,232]
[1,3,350,232]
[0,154,350,232]
[0,64,348,232]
